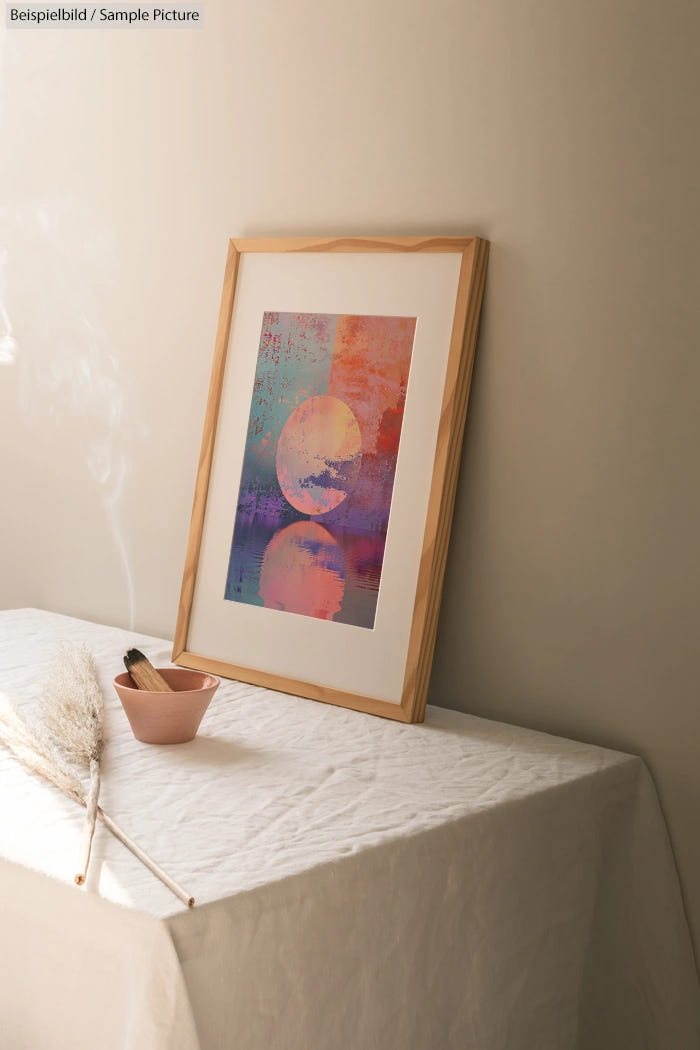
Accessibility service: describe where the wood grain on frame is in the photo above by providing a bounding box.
[173,236,488,722]
[402,238,489,721]
[173,241,240,658]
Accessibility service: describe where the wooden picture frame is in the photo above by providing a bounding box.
[173,236,489,722]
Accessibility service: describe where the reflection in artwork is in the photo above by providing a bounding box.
[259,521,345,619]
[225,311,417,628]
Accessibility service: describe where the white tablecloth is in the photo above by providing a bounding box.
[0,609,698,1049]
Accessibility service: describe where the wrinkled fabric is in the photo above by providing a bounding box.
[0,609,698,1050]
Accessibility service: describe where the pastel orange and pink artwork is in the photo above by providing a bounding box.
[225,311,417,628]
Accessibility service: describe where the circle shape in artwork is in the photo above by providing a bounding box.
[276,395,362,515]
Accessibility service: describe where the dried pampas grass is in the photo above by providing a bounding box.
[40,645,105,884]
[0,693,84,806]
[0,682,194,908]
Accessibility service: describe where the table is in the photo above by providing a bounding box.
[0,609,698,1050]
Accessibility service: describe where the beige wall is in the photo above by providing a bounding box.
[1,1,698,956]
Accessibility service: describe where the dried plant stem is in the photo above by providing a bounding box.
[0,693,195,908]
[97,808,194,908]
[74,757,101,886]
[39,646,105,888]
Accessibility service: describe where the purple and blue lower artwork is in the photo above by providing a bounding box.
[225,310,417,628]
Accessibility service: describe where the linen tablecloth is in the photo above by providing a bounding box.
[0,609,698,1049]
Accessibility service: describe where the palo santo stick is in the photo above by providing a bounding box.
[124,649,173,692]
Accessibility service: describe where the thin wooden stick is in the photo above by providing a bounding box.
[97,808,194,908]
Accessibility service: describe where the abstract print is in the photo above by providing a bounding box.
[225,311,416,628]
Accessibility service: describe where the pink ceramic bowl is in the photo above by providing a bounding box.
[114,667,219,744]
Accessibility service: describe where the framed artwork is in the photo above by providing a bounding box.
[173,236,489,722]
